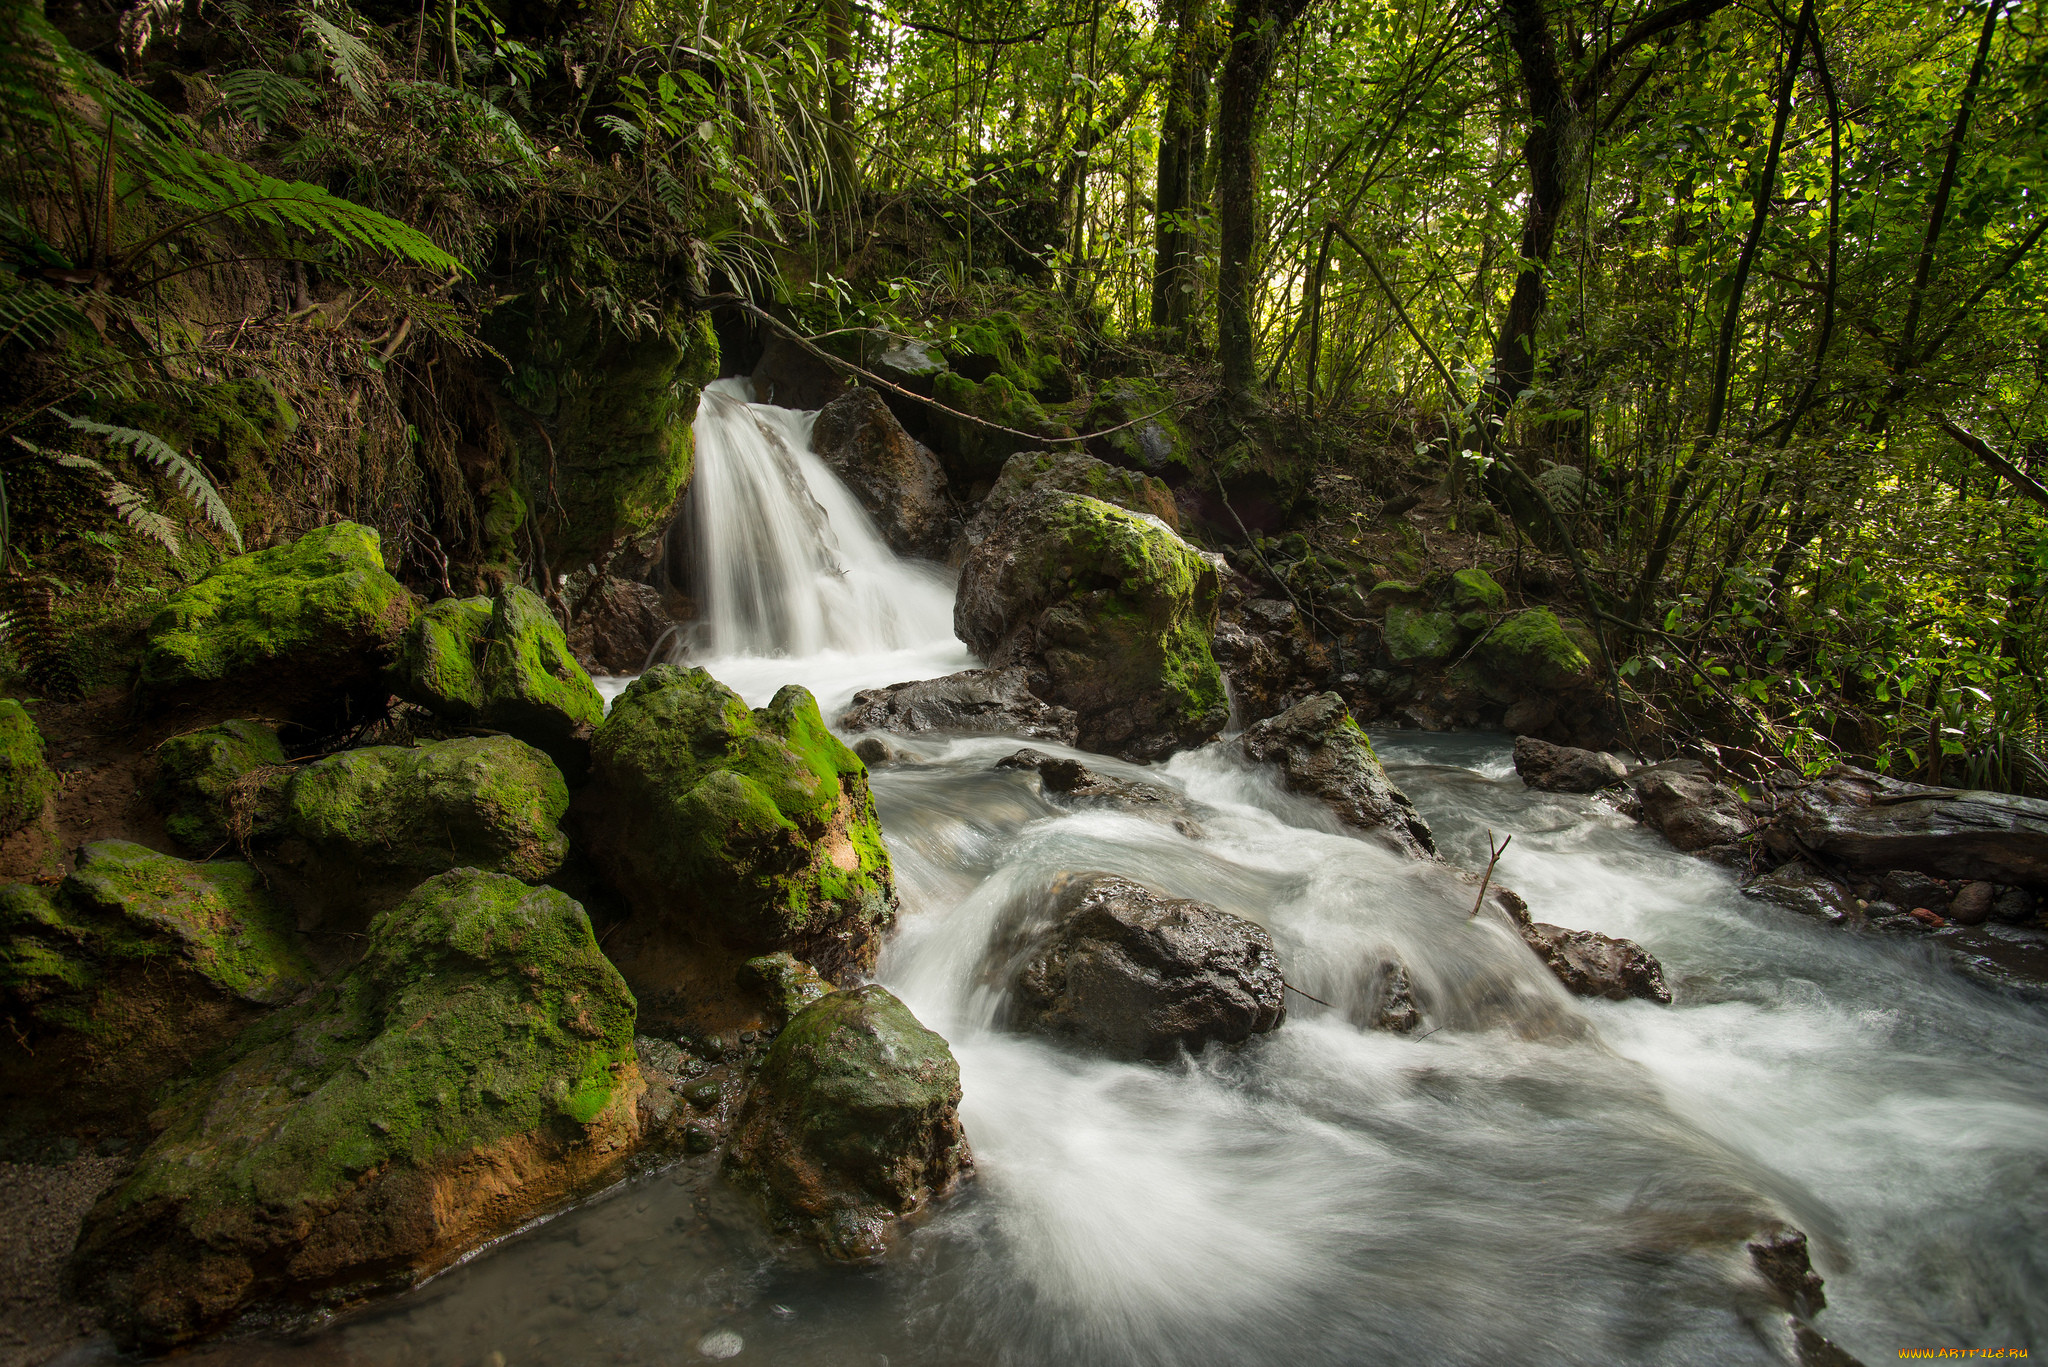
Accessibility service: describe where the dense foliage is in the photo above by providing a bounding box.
[1,0,2042,788]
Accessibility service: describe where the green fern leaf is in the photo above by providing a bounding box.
[299,9,382,113]
[103,481,181,556]
[51,411,243,551]
[218,68,321,134]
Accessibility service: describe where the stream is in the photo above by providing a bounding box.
[179,380,2047,1366]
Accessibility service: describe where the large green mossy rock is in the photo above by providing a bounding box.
[1473,608,1598,694]
[726,984,969,1262]
[489,298,719,563]
[2,840,311,1029]
[70,870,641,1348]
[1383,605,1462,666]
[270,735,569,910]
[156,719,287,852]
[956,490,1226,759]
[581,667,895,981]
[0,699,54,837]
[929,372,1074,488]
[139,522,414,720]
[978,449,1180,533]
[1447,567,1506,612]
[388,585,605,775]
[1085,377,1192,478]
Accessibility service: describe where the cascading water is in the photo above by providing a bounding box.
[644,377,970,710]
[184,392,2048,1367]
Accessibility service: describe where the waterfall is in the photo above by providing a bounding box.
[658,377,970,710]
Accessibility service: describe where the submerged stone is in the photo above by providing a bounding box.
[582,666,896,980]
[725,984,969,1262]
[70,870,640,1347]
[139,522,414,720]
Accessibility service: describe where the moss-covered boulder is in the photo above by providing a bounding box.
[0,699,54,837]
[269,735,569,913]
[70,870,641,1348]
[929,372,1075,489]
[944,311,1072,399]
[580,667,896,981]
[1383,605,1462,666]
[1,842,311,1144]
[139,522,414,721]
[738,951,834,1026]
[977,449,1181,533]
[1085,377,1193,478]
[726,984,970,1262]
[1447,567,1506,612]
[489,297,719,563]
[1472,608,1598,694]
[387,585,606,775]
[956,489,1227,759]
[156,719,287,852]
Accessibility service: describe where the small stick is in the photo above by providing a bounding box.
[1282,979,1334,1007]
[1468,829,1513,918]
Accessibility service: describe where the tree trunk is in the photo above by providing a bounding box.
[823,0,856,207]
[1151,0,1220,341]
[1216,0,1313,400]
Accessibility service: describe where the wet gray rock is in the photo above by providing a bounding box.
[840,667,1080,744]
[567,577,676,676]
[1948,881,1996,926]
[995,748,1201,835]
[1354,957,1420,1033]
[1630,763,1752,856]
[1743,861,1862,926]
[1512,736,1627,793]
[1759,765,2048,885]
[1010,873,1284,1061]
[813,387,957,559]
[1520,921,1673,1004]
[1230,693,1435,858]
[1993,885,2039,925]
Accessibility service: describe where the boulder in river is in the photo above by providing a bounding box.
[1758,764,2048,885]
[813,386,958,559]
[995,748,1202,835]
[1519,921,1672,1004]
[70,869,640,1348]
[726,984,970,1262]
[840,666,1080,744]
[388,584,607,776]
[582,666,896,981]
[1742,861,1862,926]
[1512,736,1627,793]
[139,522,414,723]
[155,718,287,852]
[1008,873,1284,1061]
[1230,693,1436,858]
[1629,763,1752,858]
[269,734,570,915]
[0,698,54,837]
[954,485,1227,759]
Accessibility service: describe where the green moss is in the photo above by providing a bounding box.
[1447,567,1506,612]
[931,372,1072,484]
[738,951,833,1024]
[2,843,310,1031]
[1474,608,1596,692]
[588,668,894,953]
[0,699,54,836]
[156,719,286,851]
[139,522,414,700]
[1383,605,1462,665]
[1368,580,1425,607]
[108,869,636,1219]
[1086,378,1192,475]
[389,586,603,772]
[281,734,570,883]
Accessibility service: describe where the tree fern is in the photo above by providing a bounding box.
[48,410,242,550]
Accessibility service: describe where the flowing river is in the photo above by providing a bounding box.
[182,381,2047,1367]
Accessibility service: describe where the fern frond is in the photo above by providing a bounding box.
[0,276,90,348]
[300,9,382,112]
[596,113,643,148]
[652,164,690,221]
[103,480,181,555]
[49,410,243,550]
[218,68,321,133]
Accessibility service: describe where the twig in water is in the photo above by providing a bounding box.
[1468,829,1513,918]
[1282,979,1334,1007]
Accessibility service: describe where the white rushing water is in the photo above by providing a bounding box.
[187,387,2048,1367]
